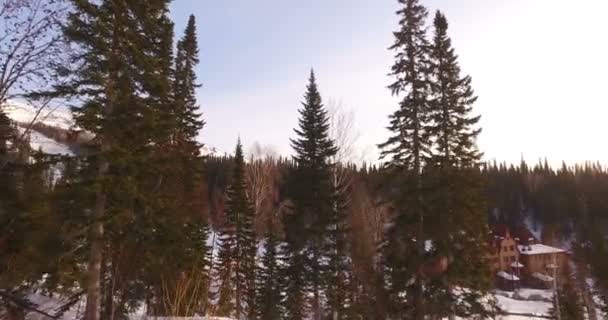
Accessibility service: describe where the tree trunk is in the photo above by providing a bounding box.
[83,160,108,320]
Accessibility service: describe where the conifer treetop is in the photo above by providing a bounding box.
[290,69,337,167]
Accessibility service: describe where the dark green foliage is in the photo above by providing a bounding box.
[423,10,491,318]
[57,0,208,317]
[379,0,432,170]
[255,217,283,320]
[216,140,256,318]
[551,277,585,320]
[281,241,307,320]
[429,11,481,168]
[284,70,337,319]
[379,2,492,319]
[173,14,205,154]
[216,215,236,317]
[378,0,433,318]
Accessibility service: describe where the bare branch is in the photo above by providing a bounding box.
[327,98,362,165]
[0,0,67,105]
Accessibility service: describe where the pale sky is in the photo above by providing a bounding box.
[169,0,608,166]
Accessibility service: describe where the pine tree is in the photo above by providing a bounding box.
[255,215,283,320]
[285,70,337,320]
[425,10,490,318]
[378,0,432,318]
[216,140,256,318]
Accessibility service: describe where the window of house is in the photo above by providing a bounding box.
[510,245,514,251]
[511,256,516,262]
[503,257,509,263]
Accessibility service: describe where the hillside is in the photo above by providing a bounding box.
[3,100,222,157]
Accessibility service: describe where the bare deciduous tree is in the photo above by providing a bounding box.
[0,0,66,168]
[327,98,361,165]
[327,98,363,208]
[246,142,278,235]
[0,0,65,105]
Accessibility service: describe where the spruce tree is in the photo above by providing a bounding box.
[429,11,481,168]
[285,70,337,320]
[425,10,490,318]
[255,215,283,320]
[148,14,210,316]
[58,1,179,318]
[216,140,256,319]
[173,14,205,152]
[378,0,432,318]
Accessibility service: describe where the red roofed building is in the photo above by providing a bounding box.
[488,224,568,289]
[487,224,520,273]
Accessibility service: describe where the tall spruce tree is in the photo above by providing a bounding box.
[429,11,481,168]
[142,12,210,316]
[216,140,256,319]
[173,14,205,152]
[425,11,490,318]
[285,70,337,320]
[58,1,179,318]
[173,15,209,277]
[378,0,433,318]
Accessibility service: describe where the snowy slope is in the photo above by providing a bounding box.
[17,127,74,156]
[5,100,221,157]
[201,145,227,157]
[4,100,73,130]
[4,100,75,156]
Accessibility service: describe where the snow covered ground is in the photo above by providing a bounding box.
[21,289,559,320]
[587,277,607,319]
[495,293,552,317]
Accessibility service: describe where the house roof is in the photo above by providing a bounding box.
[497,271,520,281]
[532,272,554,282]
[488,224,512,252]
[490,224,510,238]
[513,224,538,245]
[488,224,540,251]
[518,244,565,255]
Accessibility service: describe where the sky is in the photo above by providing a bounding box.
[169,0,608,166]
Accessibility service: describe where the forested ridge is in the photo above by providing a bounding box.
[0,0,606,319]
